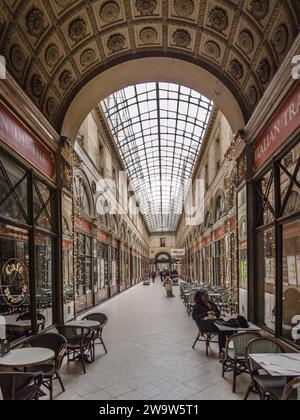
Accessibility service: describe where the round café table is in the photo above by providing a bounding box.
[0,348,55,369]
[66,320,100,329]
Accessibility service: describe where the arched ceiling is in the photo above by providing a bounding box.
[0,0,299,133]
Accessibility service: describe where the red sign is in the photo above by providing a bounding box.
[63,240,71,250]
[215,225,226,241]
[230,217,237,231]
[75,217,92,235]
[97,229,109,243]
[0,101,55,178]
[254,81,300,170]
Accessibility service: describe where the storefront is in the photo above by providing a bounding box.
[251,81,300,348]
[0,100,58,343]
[94,230,109,303]
[74,218,93,314]
[111,237,120,296]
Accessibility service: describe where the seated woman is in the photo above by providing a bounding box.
[192,289,227,355]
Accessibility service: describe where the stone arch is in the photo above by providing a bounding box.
[1,0,298,138]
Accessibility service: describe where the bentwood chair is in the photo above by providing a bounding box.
[57,325,95,374]
[244,337,286,400]
[83,313,108,354]
[0,372,44,400]
[192,320,219,357]
[27,333,67,400]
[222,332,261,393]
[281,377,300,400]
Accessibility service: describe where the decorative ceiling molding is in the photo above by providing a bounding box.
[0,0,299,131]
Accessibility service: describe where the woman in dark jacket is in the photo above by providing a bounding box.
[192,289,226,355]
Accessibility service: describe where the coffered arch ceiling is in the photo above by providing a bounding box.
[0,0,299,135]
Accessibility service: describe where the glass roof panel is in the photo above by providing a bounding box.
[101,83,213,233]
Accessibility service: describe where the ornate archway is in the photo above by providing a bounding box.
[1,0,299,138]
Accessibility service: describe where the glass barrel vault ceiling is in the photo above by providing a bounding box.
[101,83,213,233]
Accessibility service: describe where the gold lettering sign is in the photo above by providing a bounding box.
[0,259,29,307]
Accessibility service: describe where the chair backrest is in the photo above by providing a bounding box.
[84,313,108,328]
[57,325,93,347]
[0,372,43,400]
[246,337,285,374]
[28,332,67,369]
[229,332,261,358]
[282,377,300,400]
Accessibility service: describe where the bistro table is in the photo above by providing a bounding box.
[249,353,300,377]
[0,348,55,369]
[214,321,262,334]
[66,320,100,329]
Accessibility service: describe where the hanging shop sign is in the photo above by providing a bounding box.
[0,259,29,307]
[171,249,185,258]
[254,81,300,170]
[0,101,55,179]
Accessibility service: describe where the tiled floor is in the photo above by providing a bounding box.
[55,281,255,400]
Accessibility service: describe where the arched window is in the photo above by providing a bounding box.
[204,212,211,230]
[111,216,118,235]
[74,174,92,215]
[215,194,225,221]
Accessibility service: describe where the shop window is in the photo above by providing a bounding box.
[238,185,248,318]
[0,223,30,343]
[35,232,53,328]
[0,152,57,342]
[282,220,300,346]
[33,179,54,231]
[280,147,300,217]
[255,169,275,227]
[93,240,109,304]
[0,157,28,224]
[75,233,92,313]
[62,217,74,322]
[257,227,276,331]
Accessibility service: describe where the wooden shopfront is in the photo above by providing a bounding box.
[250,81,300,348]
[0,100,58,344]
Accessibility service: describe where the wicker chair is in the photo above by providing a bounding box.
[27,332,67,400]
[244,337,286,400]
[57,326,95,374]
[83,313,108,354]
[222,332,261,393]
[192,320,219,357]
[281,377,300,400]
[0,372,44,400]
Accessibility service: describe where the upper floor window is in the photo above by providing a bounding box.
[160,238,166,247]
[215,194,225,221]
[74,175,92,216]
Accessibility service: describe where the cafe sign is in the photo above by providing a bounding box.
[0,259,29,307]
[0,101,55,178]
[254,81,300,170]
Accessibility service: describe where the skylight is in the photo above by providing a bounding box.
[101,83,213,233]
